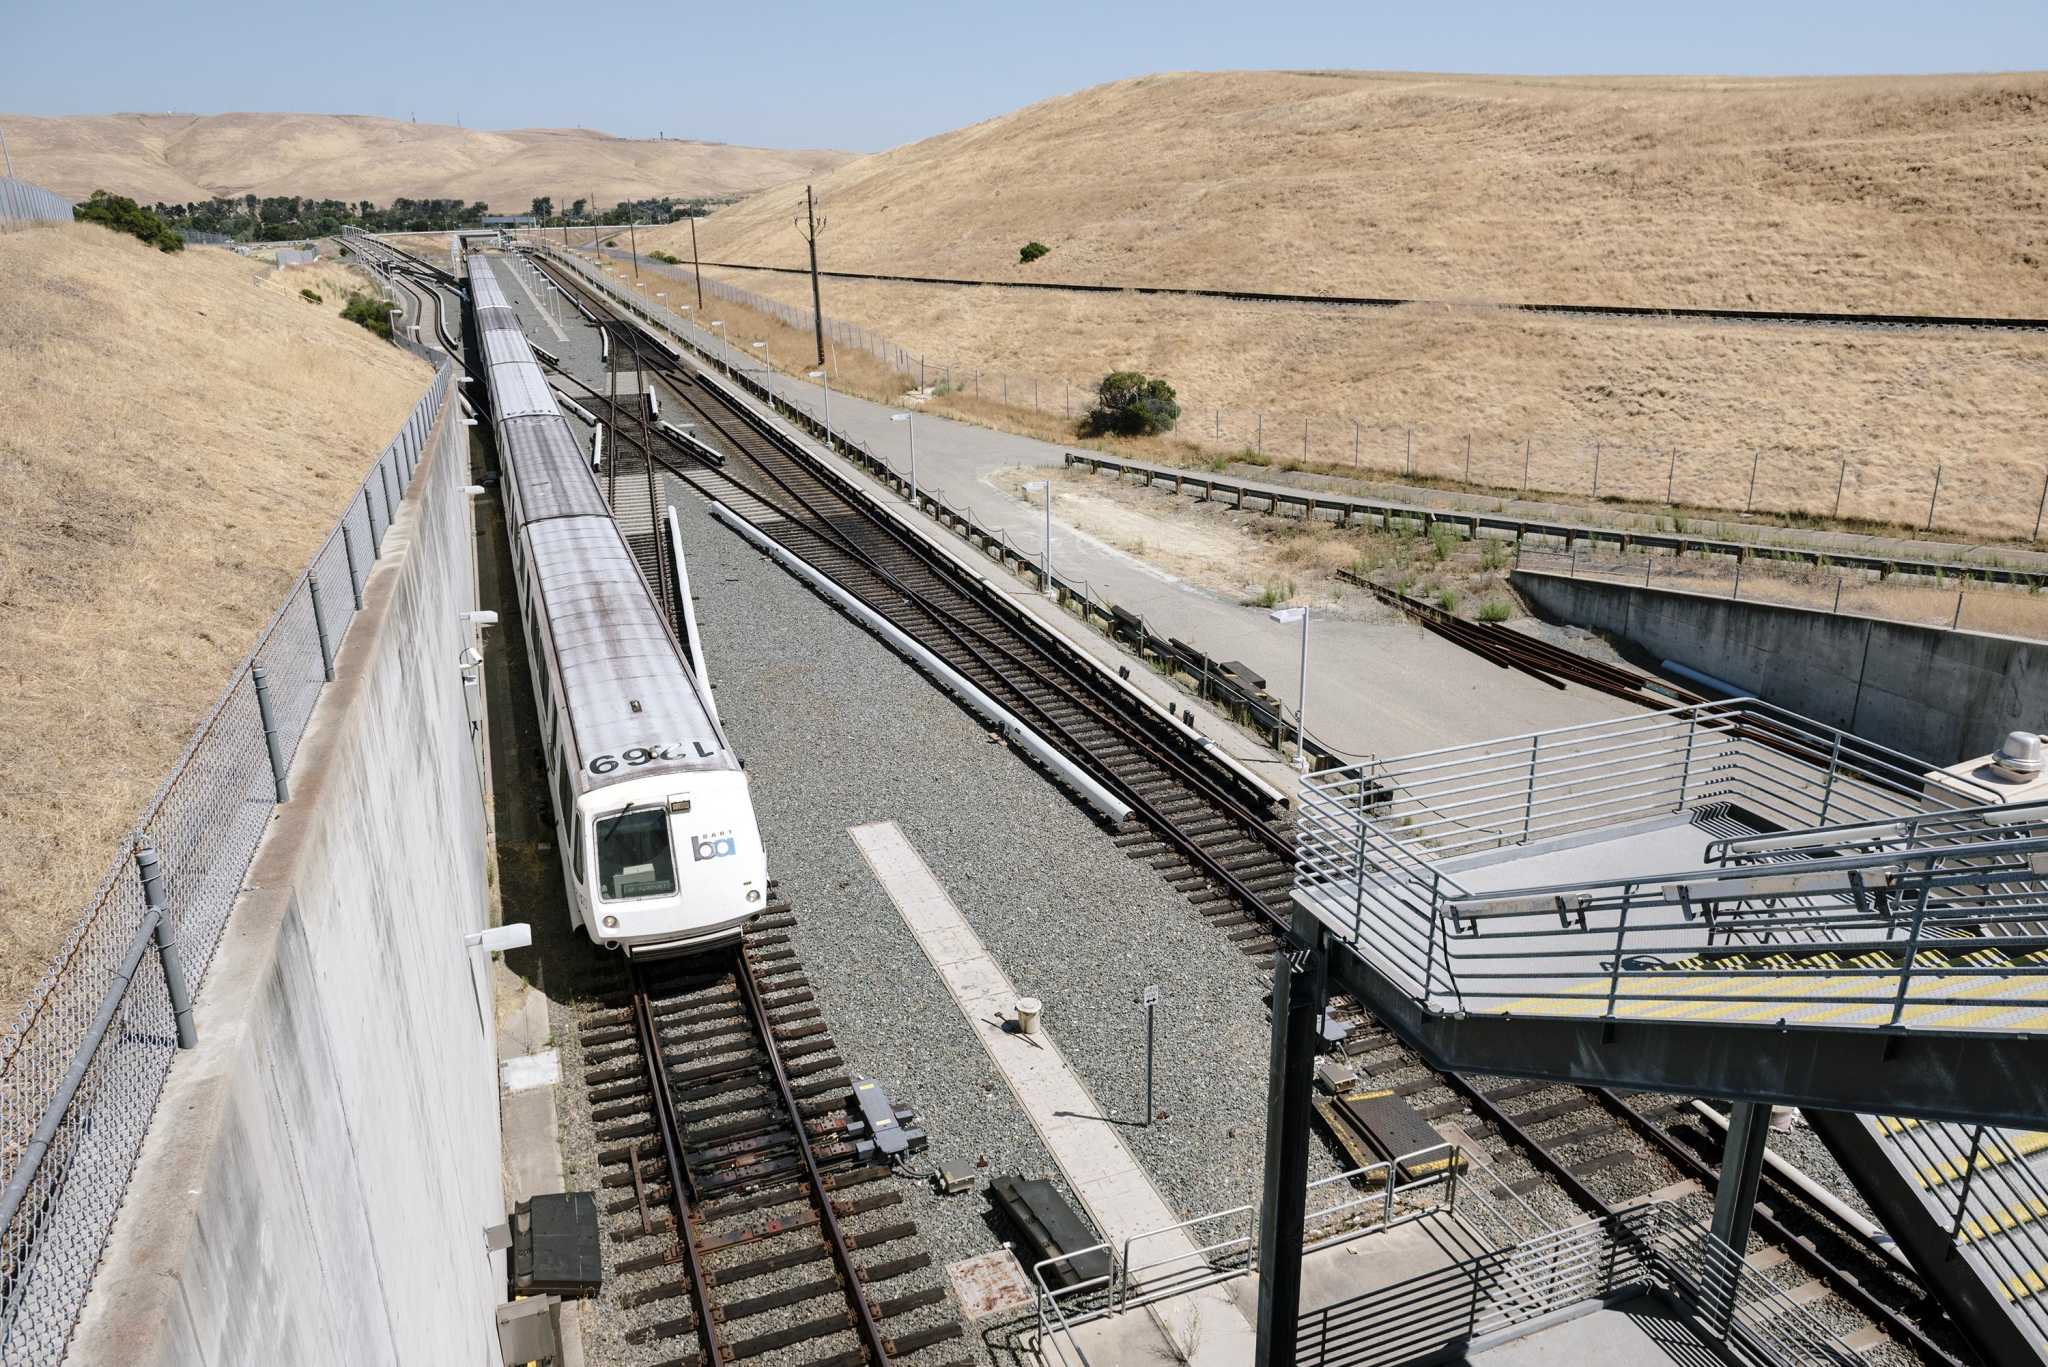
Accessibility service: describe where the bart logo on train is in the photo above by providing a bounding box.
[692,832,739,862]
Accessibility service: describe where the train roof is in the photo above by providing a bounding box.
[526,516,734,788]
[499,415,610,524]
[469,261,512,310]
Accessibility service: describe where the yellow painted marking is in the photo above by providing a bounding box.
[2003,1264,2048,1302]
[1876,1117,1919,1136]
[1963,1197,2048,1244]
[1918,1131,2048,1189]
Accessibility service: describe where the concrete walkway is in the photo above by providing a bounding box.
[851,820,1258,1367]
[567,248,1630,764]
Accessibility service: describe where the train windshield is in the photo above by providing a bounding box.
[594,805,678,901]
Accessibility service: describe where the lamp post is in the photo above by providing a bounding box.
[890,411,917,505]
[807,368,830,445]
[1024,479,1053,590]
[1269,605,1309,771]
[709,319,728,369]
[750,339,768,373]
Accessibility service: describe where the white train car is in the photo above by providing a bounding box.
[471,256,769,956]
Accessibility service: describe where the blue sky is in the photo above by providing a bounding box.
[8,0,2041,152]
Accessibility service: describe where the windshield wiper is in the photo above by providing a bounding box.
[597,801,637,855]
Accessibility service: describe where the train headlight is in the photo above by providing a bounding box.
[746,889,762,903]
[602,915,620,929]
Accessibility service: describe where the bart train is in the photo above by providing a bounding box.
[470,254,768,955]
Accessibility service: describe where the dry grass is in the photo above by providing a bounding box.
[0,222,432,1009]
[657,70,2048,312]
[636,70,2048,539]
[0,111,853,208]
[988,467,1515,619]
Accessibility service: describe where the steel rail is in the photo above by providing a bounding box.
[626,961,725,1367]
[731,944,894,1364]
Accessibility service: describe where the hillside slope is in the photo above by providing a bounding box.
[661,69,2047,314]
[0,223,432,1009]
[0,112,852,208]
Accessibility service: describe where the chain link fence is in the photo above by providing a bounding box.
[625,255,2048,542]
[0,178,74,231]
[0,349,453,1366]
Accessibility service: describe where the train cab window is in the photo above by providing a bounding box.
[556,763,574,827]
[572,817,587,886]
[594,806,678,902]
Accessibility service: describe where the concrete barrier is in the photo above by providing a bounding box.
[1511,569,2048,766]
[71,400,500,1365]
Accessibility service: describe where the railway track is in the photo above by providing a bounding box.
[522,249,1971,1366]
[572,901,966,1365]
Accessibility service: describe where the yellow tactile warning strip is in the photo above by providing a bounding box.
[1491,943,2048,1031]
[1960,1197,2048,1244]
[2002,1264,2048,1302]
[1916,1132,2048,1189]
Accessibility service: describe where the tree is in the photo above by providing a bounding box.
[1019,241,1050,264]
[73,191,184,252]
[1083,371,1180,437]
[530,195,553,221]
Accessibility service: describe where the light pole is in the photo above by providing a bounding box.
[1024,479,1053,590]
[1269,605,1309,771]
[750,339,768,374]
[891,411,917,505]
[709,319,728,369]
[807,368,830,444]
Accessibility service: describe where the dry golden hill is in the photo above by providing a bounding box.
[0,222,433,1009]
[631,70,2048,537]
[657,69,2046,314]
[0,111,853,208]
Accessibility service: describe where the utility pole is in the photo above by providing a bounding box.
[689,214,705,311]
[795,184,828,368]
[629,219,640,281]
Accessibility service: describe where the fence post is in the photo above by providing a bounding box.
[1953,591,1965,630]
[1463,434,1472,482]
[1352,419,1360,468]
[2035,468,2048,541]
[1522,435,1531,490]
[381,458,400,530]
[253,662,291,802]
[1592,440,1601,496]
[1256,411,1264,454]
[341,524,363,610]
[1926,463,1943,531]
[136,843,198,1049]
[1833,458,1848,518]
[1665,448,1677,504]
[308,576,336,682]
[1745,450,1760,512]
[1405,425,1413,476]
[362,486,382,557]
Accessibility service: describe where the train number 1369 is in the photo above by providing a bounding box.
[588,741,714,774]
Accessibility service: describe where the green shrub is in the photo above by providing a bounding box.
[341,291,394,340]
[649,250,683,265]
[1479,540,1506,571]
[1252,579,1294,608]
[1477,598,1512,623]
[1019,241,1050,264]
[1429,526,1457,561]
[299,288,323,304]
[1083,370,1180,437]
[1437,588,1461,614]
[73,190,183,252]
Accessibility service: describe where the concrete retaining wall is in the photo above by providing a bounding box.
[1512,569,2048,765]
[72,403,501,1366]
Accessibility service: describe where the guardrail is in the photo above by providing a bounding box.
[527,240,1355,773]
[1066,450,2048,591]
[0,352,453,1365]
[1289,698,2048,1026]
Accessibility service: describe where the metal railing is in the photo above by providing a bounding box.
[0,355,454,1365]
[1290,698,2048,1023]
[528,240,1355,771]
[1031,1143,1470,1363]
[0,177,73,230]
